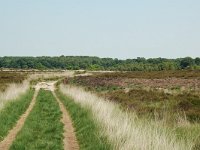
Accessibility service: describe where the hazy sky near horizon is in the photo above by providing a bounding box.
[0,0,200,59]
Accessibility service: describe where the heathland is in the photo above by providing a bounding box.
[0,69,199,150]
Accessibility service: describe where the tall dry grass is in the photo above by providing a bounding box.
[60,84,195,150]
[29,71,74,80]
[0,71,73,109]
[0,81,30,110]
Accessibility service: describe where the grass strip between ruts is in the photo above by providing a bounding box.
[10,89,63,150]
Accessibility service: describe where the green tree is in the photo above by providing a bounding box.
[180,57,195,69]
[195,57,200,65]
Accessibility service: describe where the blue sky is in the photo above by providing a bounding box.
[0,0,199,58]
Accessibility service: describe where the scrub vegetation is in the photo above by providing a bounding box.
[0,69,199,150]
[55,88,112,150]
[0,81,30,110]
[0,71,30,110]
[0,71,27,91]
[65,70,200,149]
[59,84,199,150]
[69,71,200,122]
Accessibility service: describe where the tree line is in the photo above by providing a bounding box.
[0,56,199,71]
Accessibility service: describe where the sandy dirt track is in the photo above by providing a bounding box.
[53,92,79,150]
[37,81,79,150]
[0,81,79,150]
[0,88,39,150]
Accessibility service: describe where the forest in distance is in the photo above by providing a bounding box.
[0,56,200,71]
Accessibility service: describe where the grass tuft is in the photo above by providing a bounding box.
[55,88,112,150]
[0,81,30,110]
[0,88,34,141]
[60,84,197,150]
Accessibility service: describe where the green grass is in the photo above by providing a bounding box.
[55,89,112,150]
[10,90,63,150]
[174,125,200,149]
[0,88,34,141]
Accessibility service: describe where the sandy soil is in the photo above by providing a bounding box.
[39,81,79,150]
[53,92,79,150]
[35,81,57,91]
[0,88,39,150]
[0,81,79,150]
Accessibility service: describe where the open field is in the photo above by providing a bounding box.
[0,70,199,150]
[65,70,200,149]
[59,84,200,150]
[0,71,27,91]
[69,70,200,122]
[1,0,200,149]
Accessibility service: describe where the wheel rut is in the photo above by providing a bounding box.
[53,91,79,150]
[37,81,79,149]
[0,88,39,150]
[36,81,79,150]
[0,81,79,150]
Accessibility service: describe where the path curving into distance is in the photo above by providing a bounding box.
[0,88,39,150]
